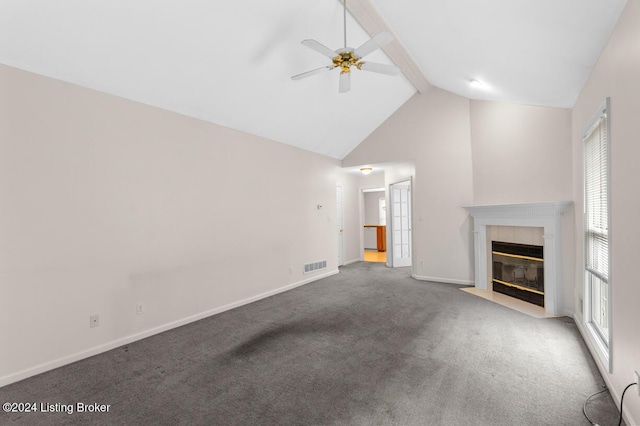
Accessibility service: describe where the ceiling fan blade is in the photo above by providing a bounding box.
[358,61,400,76]
[339,71,351,93]
[301,39,338,59]
[354,31,394,59]
[291,66,333,81]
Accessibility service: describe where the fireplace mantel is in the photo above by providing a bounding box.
[465,202,572,315]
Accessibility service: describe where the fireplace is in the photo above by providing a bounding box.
[464,202,572,315]
[492,241,544,307]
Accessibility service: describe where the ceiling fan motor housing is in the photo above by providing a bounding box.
[333,49,360,73]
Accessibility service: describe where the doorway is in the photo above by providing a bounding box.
[389,179,412,267]
[362,188,386,263]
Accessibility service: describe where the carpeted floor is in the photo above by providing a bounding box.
[0,262,622,425]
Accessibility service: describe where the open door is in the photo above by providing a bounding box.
[390,180,412,267]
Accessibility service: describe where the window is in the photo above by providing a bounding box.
[583,99,611,369]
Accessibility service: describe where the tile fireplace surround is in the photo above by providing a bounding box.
[465,202,572,315]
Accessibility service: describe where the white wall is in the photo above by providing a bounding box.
[0,64,340,385]
[344,89,475,284]
[571,1,640,423]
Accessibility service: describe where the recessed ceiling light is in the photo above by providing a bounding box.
[469,79,488,89]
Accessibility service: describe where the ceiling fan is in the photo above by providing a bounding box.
[291,0,400,93]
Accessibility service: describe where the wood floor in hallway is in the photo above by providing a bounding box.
[364,250,386,263]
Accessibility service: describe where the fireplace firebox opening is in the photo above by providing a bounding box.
[492,241,544,307]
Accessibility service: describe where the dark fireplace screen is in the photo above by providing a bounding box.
[492,241,544,307]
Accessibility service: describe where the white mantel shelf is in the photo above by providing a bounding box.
[464,202,572,219]
[464,201,573,315]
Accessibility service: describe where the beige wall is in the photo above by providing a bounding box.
[571,0,640,423]
[344,89,475,283]
[470,100,576,315]
[470,100,572,204]
[364,191,384,225]
[344,89,576,286]
[0,64,340,385]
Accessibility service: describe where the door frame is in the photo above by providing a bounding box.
[360,186,386,261]
[388,177,413,268]
[336,185,344,266]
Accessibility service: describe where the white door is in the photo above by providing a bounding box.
[391,181,412,267]
[336,186,344,266]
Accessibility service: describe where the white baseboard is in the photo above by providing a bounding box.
[342,258,361,266]
[561,309,575,318]
[573,315,637,426]
[411,274,474,286]
[0,269,339,388]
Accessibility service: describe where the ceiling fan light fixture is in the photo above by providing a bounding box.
[360,167,373,175]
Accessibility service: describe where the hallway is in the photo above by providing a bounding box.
[364,250,386,263]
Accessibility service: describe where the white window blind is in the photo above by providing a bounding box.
[583,100,610,354]
[584,112,609,282]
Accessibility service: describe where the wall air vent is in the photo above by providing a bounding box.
[304,260,327,274]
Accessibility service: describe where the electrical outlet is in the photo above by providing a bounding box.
[136,303,144,315]
[289,266,293,274]
[635,371,639,396]
[419,259,424,266]
[90,315,99,328]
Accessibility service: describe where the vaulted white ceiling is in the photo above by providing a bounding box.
[0,0,628,159]
[373,0,628,108]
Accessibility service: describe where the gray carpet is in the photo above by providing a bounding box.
[0,262,622,425]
